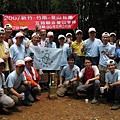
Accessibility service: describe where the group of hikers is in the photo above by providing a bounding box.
[0,23,120,115]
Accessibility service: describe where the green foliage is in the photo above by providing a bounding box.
[0,0,120,38]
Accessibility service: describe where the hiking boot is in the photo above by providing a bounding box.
[91,98,98,104]
[111,104,120,110]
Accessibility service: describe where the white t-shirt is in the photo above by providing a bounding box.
[79,65,100,78]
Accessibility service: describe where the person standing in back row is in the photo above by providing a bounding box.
[71,30,85,70]
[81,27,102,66]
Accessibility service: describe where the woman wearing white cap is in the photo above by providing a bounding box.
[47,31,56,48]
[57,35,72,68]
[24,57,41,101]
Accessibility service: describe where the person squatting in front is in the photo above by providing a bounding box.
[56,54,80,98]
[76,57,100,104]
[102,59,120,110]
[0,58,14,110]
[5,60,32,106]
[24,57,41,102]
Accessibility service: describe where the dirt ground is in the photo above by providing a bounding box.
[0,92,120,120]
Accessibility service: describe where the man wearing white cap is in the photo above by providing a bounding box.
[109,32,116,46]
[0,27,10,78]
[5,60,32,106]
[4,24,14,47]
[12,26,29,47]
[98,32,115,85]
[40,29,47,47]
[102,59,120,110]
[47,31,56,48]
[81,27,102,66]
[10,32,26,71]
[0,58,14,112]
[58,34,72,68]
[71,29,85,69]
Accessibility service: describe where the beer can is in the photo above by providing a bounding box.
[75,52,78,56]
[67,38,70,44]
[85,99,88,103]
[0,88,4,96]
[100,87,104,93]
[21,92,25,100]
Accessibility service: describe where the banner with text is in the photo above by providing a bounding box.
[3,14,78,30]
[27,46,62,70]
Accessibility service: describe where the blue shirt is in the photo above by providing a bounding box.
[99,43,115,67]
[59,43,72,67]
[5,71,26,90]
[10,44,25,67]
[12,37,29,47]
[61,65,80,83]
[82,38,102,57]
[116,48,120,58]
[105,69,120,83]
[48,42,56,48]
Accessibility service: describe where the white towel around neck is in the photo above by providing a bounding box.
[25,67,36,80]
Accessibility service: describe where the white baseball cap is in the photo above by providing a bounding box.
[20,26,28,30]
[31,32,38,38]
[0,27,5,33]
[24,57,32,62]
[58,35,65,39]
[75,30,83,34]
[88,27,96,33]
[106,59,115,65]
[110,32,116,37]
[4,24,12,29]
[47,31,54,37]
[16,60,25,66]
[102,32,110,37]
[15,32,24,38]
[66,33,72,37]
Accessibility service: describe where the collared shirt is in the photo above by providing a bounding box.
[105,69,120,83]
[10,44,25,67]
[5,71,26,89]
[59,43,72,67]
[82,38,102,57]
[61,65,80,83]
[98,43,115,67]
[71,40,85,56]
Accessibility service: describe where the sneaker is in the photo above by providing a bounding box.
[91,98,98,104]
[111,104,120,110]
[35,95,40,101]
[22,101,32,106]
